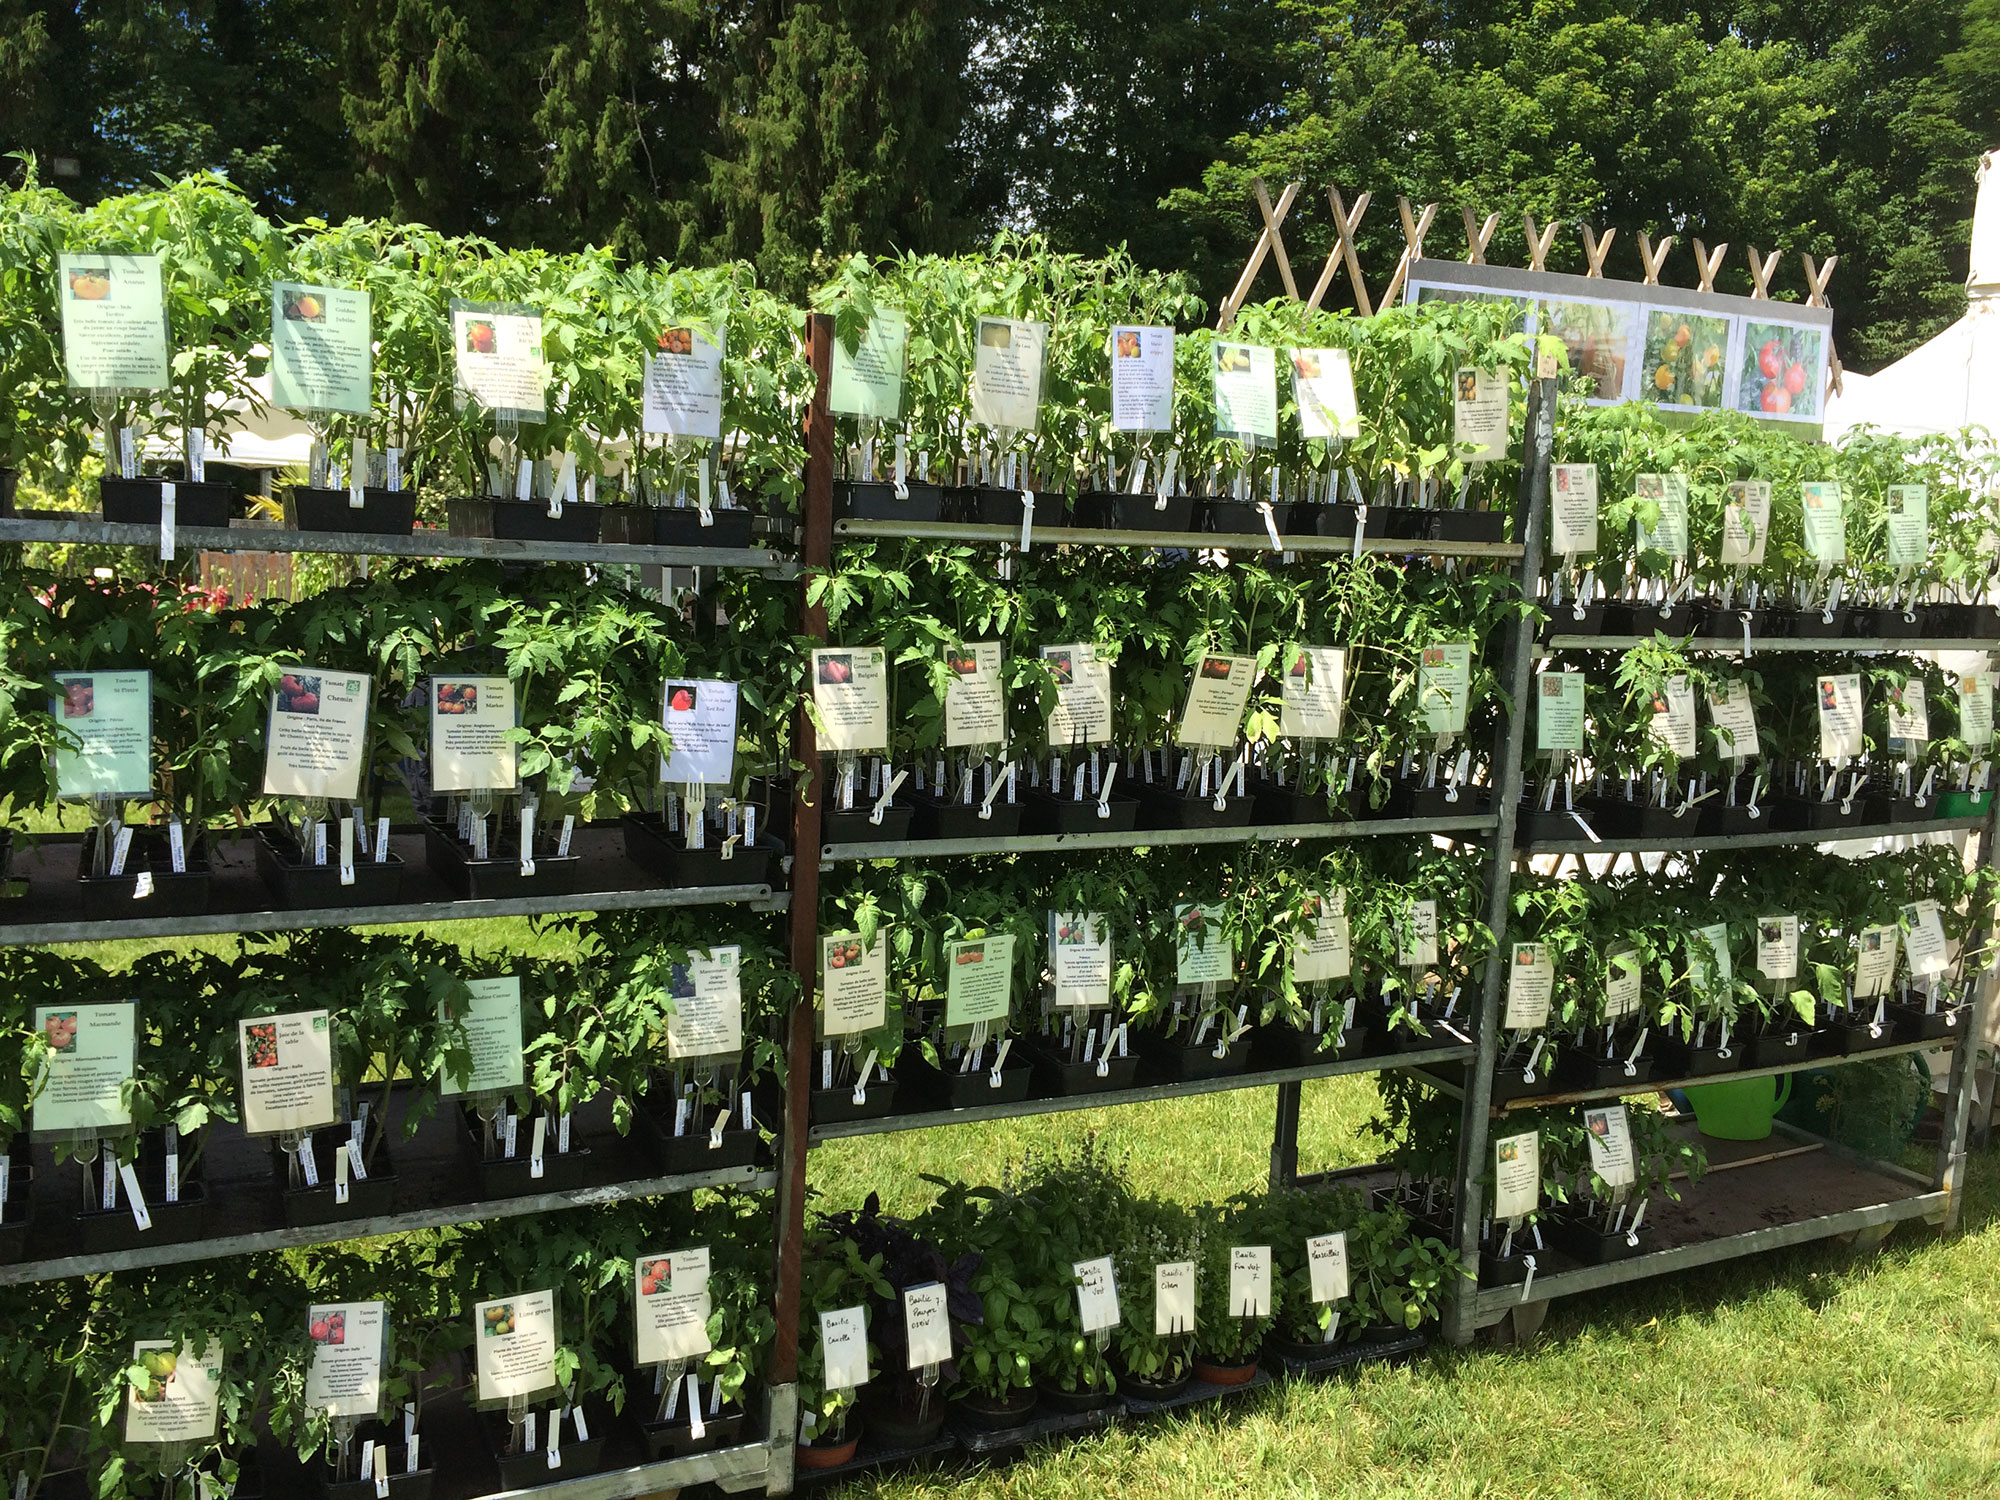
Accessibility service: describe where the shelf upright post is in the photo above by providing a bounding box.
[1932,794,2000,1228]
[764,313,835,1492]
[1443,371,1553,1345]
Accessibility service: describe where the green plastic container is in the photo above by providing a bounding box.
[1938,789,1992,818]
[1685,1073,1793,1141]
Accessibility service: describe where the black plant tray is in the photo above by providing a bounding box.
[810,1080,900,1125]
[639,1406,748,1461]
[1197,498,1303,536]
[1825,1016,1899,1055]
[1519,803,1588,844]
[1134,783,1255,830]
[1889,1001,1962,1042]
[950,486,1066,527]
[1268,1328,1427,1378]
[315,1451,434,1500]
[1652,1037,1743,1078]
[1428,509,1508,543]
[1554,1052,1655,1091]
[630,506,758,547]
[1250,776,1346,824]
[1069,491,1195,531]
[1020,789,1140,834]
[276,1139,400,1228]
[100,476,234,526]
[1489,1066,1554,1104]
[78,830,211,919]
[458,1106,599,1197]
[1746,1026,1817,1068]
[1027,1043,1140,1096]
[1251,1022,1368,1068]
[284,485,418,535]
[950,1387,1041,1435]
[619,813,779,887]
[421,819,585,899]
[1699,803,1773,836]
[907,790,1025,840]
[632,1101,761,1175]
[1311,502,1390,539]
[834,480,944,522]
[446,496,604,544]
[822,801,916,844]
[255,828,406,908]
[1543,1212,1653,1265]
[1134,1026,1253,1082]
[480,1403,611,1490]
[76,1176,209,1254]
[899,1045,1034,1110]
[1863,794,1932,825]
[0,1145,32,1264]
[1407,784,1490,820]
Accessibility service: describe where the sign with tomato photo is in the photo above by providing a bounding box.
[820,930,887,1036]
[430,675,517,792]
[270,281,372,416]
[304,1301,386,1418]
[661,678,740,784]
[1641,309,1729,410]
[58,251,169,391]
[31,1001,137,1135]
[634,1247,712,1364]
[944,934,1015,1029]
[262,666,373,801]
[1735,321,1826,422]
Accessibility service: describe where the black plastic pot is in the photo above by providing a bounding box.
[1862,793,1932,827]
[1250,1021,1368,1068]
[1135,1025,1253,1082]
[1429,509,1508,543]
[276,1137,400,1228]
[284,485,419,535]
[1134,782,1256,830]
[950,485,1065,527]
[1249,775,1347,825]
[1746,1025,1817,1068]
[0,1138,31,1263]
[809,1080,900,1125]
[100,476,234,526]
[78,828,211,919]
[1068,491,1195,532]
[619,813,779,888]
[446,496,603,544]
[1889,1001,1962,1043]
[907,789,1025,841]
[900,1044,1034,1110]
[639,1404,748,1460]
[1312,502,1389,540]
[1018,787,1140,834]
[863,1383,953,1448]
[1115,1366,1193,1401]
[1379,506,1429,540]
[1825,1016,1898,1055]
[833,479,944,522]
[821,801,916,845]
[1027,1043,1140,1096]
[1653,1036,1743,1078]
[0,466,15,515]
[458,1104,598,1197]
[1198,498,1300,537]
[78,1175,209,1254]
[1033,1378,1114,1415]
[634,1100,761,1175]
[1543,1210,1652,1265]
[312,1422,435,1500]
[1554,1051,1655,1091]
[638,506,757,548]
[1699,802,1771,836]
[255,828,406,909]
[1478,1240,1537,1288]
[1488,1067,1553,1105]
[953,1386,1039,1433]
[479,1404,610,1489]
[421,818,584,900]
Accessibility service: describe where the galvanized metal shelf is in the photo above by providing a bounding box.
[1487,1036,1953,1114]
[0,826,785,946]
[807,1043,1475,1141]
[834,516,1524,559]
[822,814,1498,863]
[1521,814,1986,857]
[1468,1130,1945,1328]
[0,1087,775,1285]
[1545,633,2000,655]
[481,1438,774,1500]
[0,513,792,573]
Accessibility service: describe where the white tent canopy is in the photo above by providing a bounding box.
[1824,149,2000,441]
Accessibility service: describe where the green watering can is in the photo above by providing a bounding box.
[1684,1073,1793,1141]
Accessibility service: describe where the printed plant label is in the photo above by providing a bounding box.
[238,1010,336,1136]
[473,1290,559,1400]
[431,676,517,792]
[51,670,153,800]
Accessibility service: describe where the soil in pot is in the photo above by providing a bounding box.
[1190,1356,1258,1387]
[1115,1364,1192,1401]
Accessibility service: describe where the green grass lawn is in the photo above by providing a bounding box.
[817,1084,2000,1500]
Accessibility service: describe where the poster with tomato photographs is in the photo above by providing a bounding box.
[450,299,545,418]
[944,934,1015,1029]
[643,324,725,440]
[32,1001,136,1135]
[1735,320,1826,423]
[262,667,372,800]
[1641,310,1730,411]
[1536,296,1640,403]
[305,1301,386,1419]
[635,1248,712,1365]
[661,679,739,785]
[125,1340,223,1446]
[237,1010,336,1136]
[430,676,517,792]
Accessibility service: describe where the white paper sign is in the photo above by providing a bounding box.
[666,947,744,1059]
[1886,484,1929,569]
[1855,925,1898,998]
[1902,901,1949,978]
[1418,644,1472,736]
[1051,912,1114,1008]
[1493,1132,1540,1220]
[1959,674,1994,748]
[60,254,169,390]
[474,1291,559,1400]
[238,1010,336,1136]
[1605,947,1642,1020]
[32,1001,136,1134]
[821,932,888,1036]
[263,668,372,800]
[635,1248,713,1365]
[1290,348,1359,441]
[970,318,1048,431]
[1635,473,1689,558]
[1154,1261,1195,1336]
[1648,676,1698,759]
[306,1302,386,1419]
[1073,1257,1120,1333]
[830,307,908,419]
[443,976,525,1096]
[1290,891,1351,984]
[1398,900,1439,968]
[943,643,1006,748]
[1177,654,1256,747]
[1756,915,1799,981]
[1042,643,1113,747]
[1536,672,1585,754]
[452,303,544,417]
[1503,942,1555,1030]
[819,1307,869,1390]
[903,1283,953,1369]
[1307,1233,1350,1303]
[1279,646,1344,739]
[1549,464,1598,554]
[662,680,740,785]
[1708,682,1760,759]
[1214,343,1279,442]
[1721,481,1771,567]
[812,648,890,755]
[643,327,724,441]
[1228,1245,1272,1317]
[1111,326,1175,432]
[1886,681,1929,753]
[1582,1106,1636,1189]
[1817,674,1864,761]
[50,670,153,800]
[1452,367,1510,462]
[1801,481,1845,564]
[430,676,516,792]
[1173,904,1233,987]
[124,1341,222,1445]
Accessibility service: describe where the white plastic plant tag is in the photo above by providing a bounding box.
[1154,1261,1195,1336]
[299,1136,320,1187]
[988,1036,1013,1088]
[314,821,330,867]
[131,869,154,900]
[1583,1105,1637,1188]
[1229,1245,1272,1317]
[523,1411,537,1453]
[1307,1232,1349,1303]
[348,1132,367,1181]
[100,1144,117,1210]
[503,1111,519,1158]
[557,814,575,856]
[573,1405,589,1442]
[360,1442,375,1485]
[339,816,356,885]
[530,1115,547,1179]
[546,1407,561,1468]
[903,1282,953,1369]
[820,1306,869,1389]
[335,1143,350,1204]
[1074,1256,1120,1332]
[372,1445,388,1498]
[110,826,134,877]
[852,1047,879,1105]
[687,1375,706,1438]
[118,1161,151,1230]
[159,481,176,561]
[168,818,186,874]
[709,1108,727,1150]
